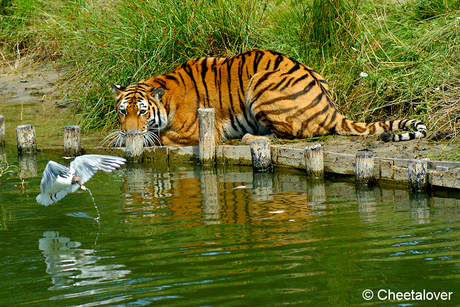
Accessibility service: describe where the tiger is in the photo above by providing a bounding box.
[110,49,426,147]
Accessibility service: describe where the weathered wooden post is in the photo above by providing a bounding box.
[198,108,216,164]
[63,125,81,156]
[304,144,324,179]
[16,124,36,154]
[0,115,5,146]
[250,139,272,172]
[125,130,144,162]
[355,151,374,185]
[408,159,428,192]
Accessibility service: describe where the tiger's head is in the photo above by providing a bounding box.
[110,83,168,147]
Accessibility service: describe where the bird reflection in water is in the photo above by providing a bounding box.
[38,231,130,290]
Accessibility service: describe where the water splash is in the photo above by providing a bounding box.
[85,186,100,224]
[84,186,101,246]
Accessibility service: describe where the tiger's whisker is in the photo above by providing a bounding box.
[143,133,152,147]
[156,128,163,146]
[99,130,123,147]
[144,130,161,147]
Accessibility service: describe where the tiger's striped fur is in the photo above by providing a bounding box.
[111,49,426,146]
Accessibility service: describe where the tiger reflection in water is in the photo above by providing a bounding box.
[119,168,327,228]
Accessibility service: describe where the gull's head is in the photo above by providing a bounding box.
[71,175,82,187]
[71,175,87,190]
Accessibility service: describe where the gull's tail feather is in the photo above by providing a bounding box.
[36,193,53,206]
[37,189,69,206]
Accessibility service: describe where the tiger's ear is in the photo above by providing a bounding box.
[111,84,126,96]
[152,87,165,102]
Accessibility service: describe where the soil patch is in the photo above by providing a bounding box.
[0,63,63,103]
[275,135,459,161]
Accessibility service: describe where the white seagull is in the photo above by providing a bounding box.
[36,154,126,206]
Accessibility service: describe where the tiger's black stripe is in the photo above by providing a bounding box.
[200,58,210,108]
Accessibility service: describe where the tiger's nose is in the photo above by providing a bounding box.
[122,114,144,132]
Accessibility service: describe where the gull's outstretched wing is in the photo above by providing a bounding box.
[40,161,71,194]
[36,161,71,205]
[69,155,126,185]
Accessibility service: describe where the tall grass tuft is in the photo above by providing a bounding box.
[413,0,449,20]
[308,0,360,60]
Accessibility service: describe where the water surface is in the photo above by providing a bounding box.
[1,153,459,306]
[0,99,105,150]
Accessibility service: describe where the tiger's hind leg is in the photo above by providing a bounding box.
[245,70,340,139]
[245,70,427,142]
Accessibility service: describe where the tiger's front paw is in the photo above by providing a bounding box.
[241,133,271,145]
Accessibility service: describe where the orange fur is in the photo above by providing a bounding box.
[112,50,426,146]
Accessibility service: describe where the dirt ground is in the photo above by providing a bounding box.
[0,63,63,103]
[1,64,459,161]
[274,135,457,161]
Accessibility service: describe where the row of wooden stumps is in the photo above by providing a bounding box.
[1,118,83,178]
[251,140,429,192]
[195,108,429,192]
[4,109,428,192]
[354,151,428,192]
[13,124,82,156]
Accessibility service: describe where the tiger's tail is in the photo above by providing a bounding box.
[336,118,427,142]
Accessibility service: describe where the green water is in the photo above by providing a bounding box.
[0,100,105,149]
[1,153,460,306]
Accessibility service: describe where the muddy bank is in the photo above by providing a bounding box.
[0,63,62,103]
[281,135,459,162]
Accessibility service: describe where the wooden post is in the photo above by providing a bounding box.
[198,108,216,164]
[250,139,272,172]
[125,130,143,162]
[304,144,324,179]
[355,151,374,185]
[16,124,36,154]
[408,159,428,192]
[0,115,5,146]
[63,125,81,156]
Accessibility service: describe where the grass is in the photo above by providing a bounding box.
[1,0,459,140]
